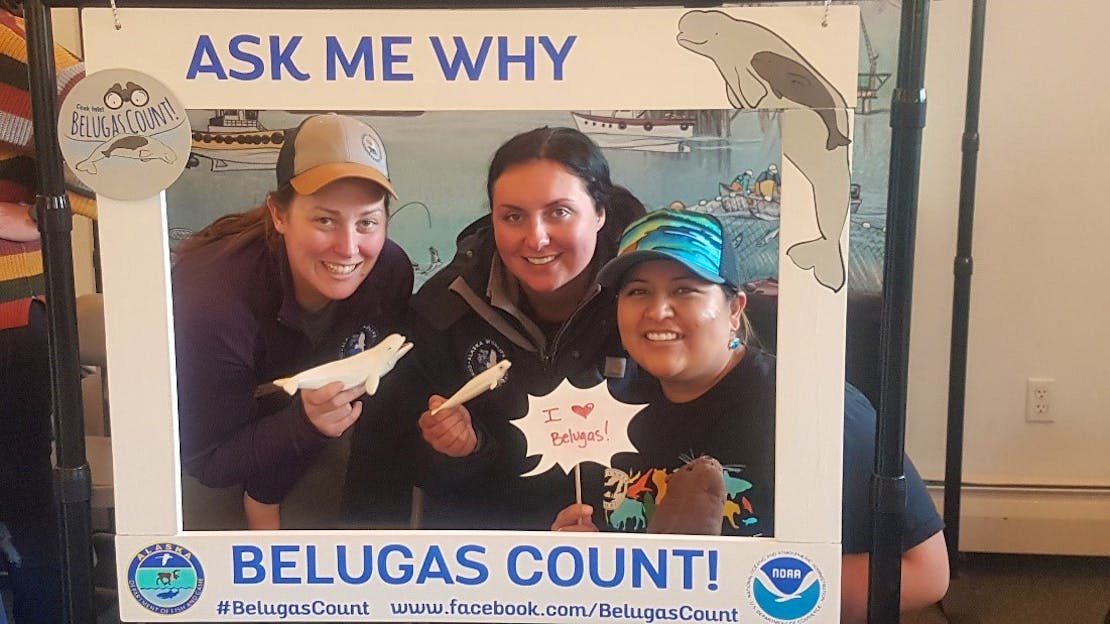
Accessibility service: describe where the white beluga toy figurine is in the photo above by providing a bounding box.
[273,333,412,396]
[431,359,512,415]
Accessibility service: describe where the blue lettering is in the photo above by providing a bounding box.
[272,545,300,584]
[498,36,535,81]
[326,35,375,80]
[588,546,624,588]
[227,34,264,80]
[382,36,413,81]
[379,544,414,584]
[337,545,374,584]
[306,545,334,584]
[430,36,493,80]
[507,545,542,586]
[185,35,227,80]
[673,549,702,590]
[232,545,265,584]
[538,35,576,80]
[269,35,309,81]
[455,544,488,586]
[631,548,667,589]
[416,545,453,584]
[547,546,583,587]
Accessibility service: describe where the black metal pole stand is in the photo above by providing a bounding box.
[24,1,96,622]
[943,0,988,579]
[870,0,930,621]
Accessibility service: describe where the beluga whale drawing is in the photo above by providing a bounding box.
[273,333,413,396]
[677,10,853,292]
[73,133,178,175]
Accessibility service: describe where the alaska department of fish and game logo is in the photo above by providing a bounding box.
[341,324,381,357]
[465,338,508,378]
[747,552,825,622]
[127,543,205,615]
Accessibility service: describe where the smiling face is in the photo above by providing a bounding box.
[269,177,388,313]
[491,158,606,306]
[617,259,746,402]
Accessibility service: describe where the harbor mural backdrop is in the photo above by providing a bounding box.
[165,2,900,295]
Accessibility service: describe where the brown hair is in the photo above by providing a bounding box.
[175,181,391,259]
[173,185,296,258]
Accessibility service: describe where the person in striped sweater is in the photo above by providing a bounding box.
[0,3,94,622]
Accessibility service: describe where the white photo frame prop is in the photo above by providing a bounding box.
[84,6,857,621]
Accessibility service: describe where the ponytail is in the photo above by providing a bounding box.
[597,184,646,259]
[174,185,295,259]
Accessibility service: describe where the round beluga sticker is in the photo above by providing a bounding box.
[58,68,190,200]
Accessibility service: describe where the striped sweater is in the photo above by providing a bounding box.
[0,11,95,329]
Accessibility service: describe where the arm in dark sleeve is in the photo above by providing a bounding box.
[389,311,502,495]
[341,249,422,519]
[174,284,328,504]
[841,384,943,554]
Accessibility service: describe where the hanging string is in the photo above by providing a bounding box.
[822,0,832,27]
[109,0,121,30]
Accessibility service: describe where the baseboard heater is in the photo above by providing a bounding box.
[926,483,1110,556]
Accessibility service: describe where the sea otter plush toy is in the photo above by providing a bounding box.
[647,455,726,536]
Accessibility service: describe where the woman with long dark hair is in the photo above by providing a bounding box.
[345,126,648,529]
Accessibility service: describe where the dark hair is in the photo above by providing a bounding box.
[1,1,22,16]
[486,127,645,260]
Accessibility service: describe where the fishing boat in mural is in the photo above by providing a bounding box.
[572,110,698,139]
[683,183,863,222]
[188,110,287,172]
[572,109,736,152]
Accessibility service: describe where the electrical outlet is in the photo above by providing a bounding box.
[1026,378,1055,422]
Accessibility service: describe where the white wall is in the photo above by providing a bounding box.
[909,0,1110,554]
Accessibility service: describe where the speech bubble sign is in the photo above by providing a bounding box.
[513,379,646,477]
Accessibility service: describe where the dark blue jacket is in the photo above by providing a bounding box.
[173,231,412,504]
[346,217,654,529]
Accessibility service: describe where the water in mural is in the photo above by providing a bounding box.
[167,106,889,294]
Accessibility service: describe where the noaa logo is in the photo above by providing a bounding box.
[126,543,204,615]
[747,552,825,622]
[465,338,508,378]
[360,132,382,161]
[341,325,381,357]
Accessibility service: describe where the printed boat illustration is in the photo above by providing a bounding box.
[688,182,863,221]
[572,110,698,139]
[188,110,286,172]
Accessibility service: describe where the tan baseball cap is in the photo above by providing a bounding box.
[276,113,397,198]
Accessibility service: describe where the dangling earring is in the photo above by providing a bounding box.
[728,336,741,350]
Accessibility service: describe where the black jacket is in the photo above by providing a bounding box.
[346,216,653,529]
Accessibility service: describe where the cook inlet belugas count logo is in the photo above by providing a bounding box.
[127,543,205,614]
[747,552,825,622]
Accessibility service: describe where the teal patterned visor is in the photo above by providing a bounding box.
[598,209,740,290]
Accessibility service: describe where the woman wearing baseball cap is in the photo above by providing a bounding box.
[550,209,949,622]
[172,113,413,530]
